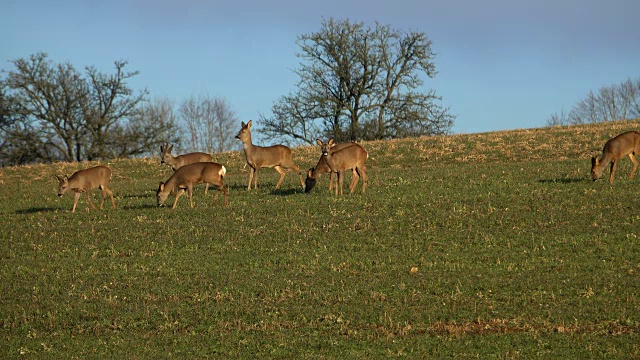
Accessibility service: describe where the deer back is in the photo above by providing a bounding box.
[58,166,112,195]
[318,139,367,172]
[161,143,212,170]
[236,120,294,168]
[603,131,640,159]
[165,162,225,189]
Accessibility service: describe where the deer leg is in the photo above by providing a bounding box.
[290,164,304,189]
[204,183,210,195]
[105,187,116,209]
[274,166,286,189]
[329,172,335,192]
[85,191,97,210]
[628,154,638,180]
[99,186,107,209]
[172,189,185,209]
[187,185,194,208]
[609,161,617,184]
[360,166,368,194]
[348,169,360,194]
[72,192,81,213]
[247,167,255,190]
[337,171,345,196]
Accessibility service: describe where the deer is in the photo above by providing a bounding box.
[315,139,368,195]
[235,119,304,190]
[56,165,116,213]
[305,141,359,193]
[156,162,228,209]
[591,131,640,184]
[160,143,213,193]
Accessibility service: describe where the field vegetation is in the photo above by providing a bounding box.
[1,120,639,358]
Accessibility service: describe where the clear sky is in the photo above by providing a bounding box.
[3,0,639,135]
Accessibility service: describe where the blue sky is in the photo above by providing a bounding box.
[3,0,639,135]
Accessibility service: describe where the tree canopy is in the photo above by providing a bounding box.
[259,18,455,144]
[0,53,178,165]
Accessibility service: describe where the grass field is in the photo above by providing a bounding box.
[1,120,639,358]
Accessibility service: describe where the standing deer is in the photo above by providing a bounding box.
[156,162,228,208]
[235,120,304,190]
[591,131,640,184]
[160,143,213,193]
[316,139,368,195]
[56,165,116,213]
[305,142,359,193]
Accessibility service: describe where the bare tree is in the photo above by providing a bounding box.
[113,97,181,157]
[179,94,237,153]
[260,18,455,143]
[82,61,148,160]
[1,52,158,164]
[548,77,640,127]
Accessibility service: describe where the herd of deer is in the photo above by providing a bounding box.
[56,120,369,212]
[56,121,640,213]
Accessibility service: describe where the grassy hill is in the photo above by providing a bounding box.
[1,120,639,358]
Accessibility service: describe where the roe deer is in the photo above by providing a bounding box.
[235,120,304,190]
[160,143,214,193]
[591,131,640,184]
[156,162,228,208]
[316,139,368,195]
[305,142,359,193]
[56,165,116,213]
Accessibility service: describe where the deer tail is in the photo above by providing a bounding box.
[219,165,227,179]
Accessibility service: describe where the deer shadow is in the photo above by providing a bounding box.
[537,178,587,184]
[16,207,59,214]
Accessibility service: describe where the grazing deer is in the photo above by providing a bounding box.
[160,143,214,193]
[591,131,640,184]
[56,165,116,213]
[235,120,304,190]
[305,142,359,193]
[316,139,368,195]
[156,162,228,208]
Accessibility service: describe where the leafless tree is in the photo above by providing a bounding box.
[179,95,237,153]
[260,18,455,144]
[1,52,163,164]
[548,77,640,127]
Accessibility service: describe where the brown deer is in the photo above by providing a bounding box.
[305,142,359,193]
[160,143,214,193]
[591,131,640,184]
[316,139,368,195]
[56,165,116,213]
[235,120,304,190]
[156,162,228,208]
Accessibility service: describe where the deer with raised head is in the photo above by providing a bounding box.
[316,139,368,195]
[156,162,228,208]
[305,142,359,193]
[160,143,214,193]
[56,165,116,213]
[235,120,304,190]
[591,131,640,184]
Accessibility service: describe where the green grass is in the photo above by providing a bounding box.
[1,121,640,358]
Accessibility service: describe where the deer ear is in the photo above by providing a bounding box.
[328,138,335,147]
[316,139,323,146]
[247,120,253,128]
[241,121,246,127]
[591,157,597,167]
[307,168,314,177]
[55,175,63,181]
